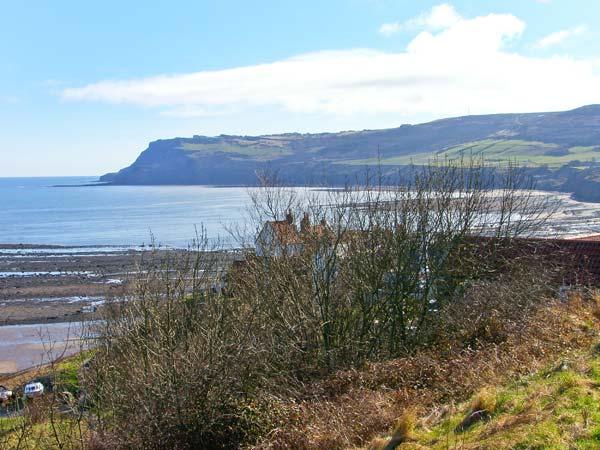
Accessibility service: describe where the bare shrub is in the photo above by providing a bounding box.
[82,159,561,448]
[81,239,291,449]
[230,158,555,368]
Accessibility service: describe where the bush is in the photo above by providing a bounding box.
[84,267,285,449]
[82,161,560,448]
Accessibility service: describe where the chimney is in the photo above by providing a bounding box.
[300,212,310,233]
[285,210,294,225]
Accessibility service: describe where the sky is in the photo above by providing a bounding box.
[1,0,600,177]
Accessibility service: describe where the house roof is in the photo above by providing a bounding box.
[266,220,302,245]
[304,223,332,239]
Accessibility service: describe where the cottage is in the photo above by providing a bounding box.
[255,211,331,257]
[255,211,303,257]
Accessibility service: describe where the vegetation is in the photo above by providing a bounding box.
[345,140,600,168]
[179,140,293,160]
[367,311,600,448]
[0,353,89,450]
[2,160,596,449]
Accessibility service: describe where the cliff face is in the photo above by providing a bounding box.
[101,105,600,200]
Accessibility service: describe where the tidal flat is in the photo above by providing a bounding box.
[0,245,139,326]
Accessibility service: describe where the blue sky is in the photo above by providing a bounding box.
[1,0,599,176]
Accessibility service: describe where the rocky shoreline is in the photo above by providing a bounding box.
[0,244,241,374]
[0,244,157,326]
[0,244,241,326]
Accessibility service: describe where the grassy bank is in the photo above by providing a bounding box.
[256,295,600,449]
[2,296,600,449]
[368,331,600,448]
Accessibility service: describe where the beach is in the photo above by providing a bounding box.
[0,322,86,374]
[0,244,141,326]
[0,244,137,373]
[0,243,241,374]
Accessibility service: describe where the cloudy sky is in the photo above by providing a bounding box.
[1,0,599,176]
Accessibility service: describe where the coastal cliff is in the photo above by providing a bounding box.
[101,105,600,200]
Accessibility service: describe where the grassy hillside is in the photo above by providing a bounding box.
[179,139,294,160]
[344,140,600,168]
[368,341,600,449]
[249,295,599,449]
[99,105,600,201]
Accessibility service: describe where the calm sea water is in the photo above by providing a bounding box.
[0,177,258,247]
[3,177,600,247]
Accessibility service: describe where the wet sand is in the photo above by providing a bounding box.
[0,322,86,374]
[0,245,161,375]
[0,245,140,376]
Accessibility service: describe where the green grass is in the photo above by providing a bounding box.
[53,356,84,395]
[0,353,90,449]
[340,140,600,168]
[370,345,600,449]
[0,417,22,437]
[179,136,600,167]
[0,417,88,449]
[179,140,293,160]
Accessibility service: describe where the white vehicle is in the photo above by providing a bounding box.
[0,385,13,403]
[24,382,44,399]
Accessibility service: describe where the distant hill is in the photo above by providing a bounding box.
[101,105,600,201]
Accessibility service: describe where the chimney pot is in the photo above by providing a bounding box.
[285,210,294,224]
[301,212,310,233]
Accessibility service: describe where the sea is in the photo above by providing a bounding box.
[0,177,260,248]
[3,176,600,248]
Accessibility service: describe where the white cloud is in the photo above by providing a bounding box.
[62,6,600,122]
[379,3,461,36]
[379,22,402,36]
[535,25,587,48]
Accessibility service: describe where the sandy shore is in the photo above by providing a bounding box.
[0,322,86,374]
[0,245,143,375]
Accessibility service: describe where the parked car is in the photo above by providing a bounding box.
[24,382,44,399]
[0,385,13,403]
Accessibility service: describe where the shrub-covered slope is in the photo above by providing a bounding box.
[369,340,600,449]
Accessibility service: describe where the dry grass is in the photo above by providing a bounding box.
[365,437,390,450]
[391,409,417,442]
[455,388,498,432]
[590,291,600,321]
[470,388,498,416]
[253,297,600,449]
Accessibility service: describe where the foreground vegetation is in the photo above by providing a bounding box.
[2,161,593,449]
[3,295,600,449]
[369,298,600,449]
